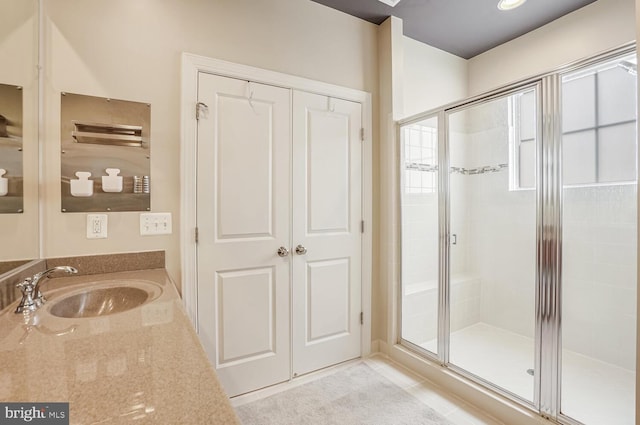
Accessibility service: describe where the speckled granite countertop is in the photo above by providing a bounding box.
[0,269,240,425]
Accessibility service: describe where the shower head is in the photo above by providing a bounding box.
[618,61,637,76]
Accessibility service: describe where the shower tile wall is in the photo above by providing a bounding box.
[401,193,438,286]
[458,99,536,340]
[449,127,470,278]
[403,277,481,345]
[563,185,637,370]
[401,191,439,344]
[401,120,480,346]
[402,187,480,346]
[561,61,638,372]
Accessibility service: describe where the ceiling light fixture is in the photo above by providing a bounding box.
[378,0,402,7]
[497,0,527,11]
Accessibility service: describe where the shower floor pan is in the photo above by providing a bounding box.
[421,323,634,425]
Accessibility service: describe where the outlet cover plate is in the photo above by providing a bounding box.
[140,212,172,236]
[87,214,108,239]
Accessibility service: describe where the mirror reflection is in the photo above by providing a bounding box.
[0,0,39,267]
[0,83,24,213]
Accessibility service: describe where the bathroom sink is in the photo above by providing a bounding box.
[48,281,161,319]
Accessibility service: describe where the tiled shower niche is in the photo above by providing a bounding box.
[60,93,151,213]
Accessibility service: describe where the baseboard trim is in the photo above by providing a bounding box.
[369,339,380,354]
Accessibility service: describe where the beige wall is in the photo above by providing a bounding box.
[376,16,405,344]
[41,0,379,290]
[468,0,636,95]
[402,36,468,118]
[0,0,39,262]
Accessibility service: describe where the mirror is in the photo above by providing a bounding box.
[0,0,40,270]
[0,83,24,213]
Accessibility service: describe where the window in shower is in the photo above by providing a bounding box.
[510,89,537,190]
[403,123,438,193]
[562,55,637,185]
[400,115,440,354]
[511,56,637,190]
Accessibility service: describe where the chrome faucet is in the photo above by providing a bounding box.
[15,266,78,314]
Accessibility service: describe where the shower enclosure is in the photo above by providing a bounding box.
[399,47,637,425]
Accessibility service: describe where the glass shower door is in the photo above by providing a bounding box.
[400,115,441,355]
[447,87,538,403]
[560,53,637,425]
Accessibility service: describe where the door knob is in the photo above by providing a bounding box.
[277,247,289,257]
[295,244,307,255]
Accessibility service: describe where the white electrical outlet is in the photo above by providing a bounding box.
[140,212,172,236]
[87,214,107,239]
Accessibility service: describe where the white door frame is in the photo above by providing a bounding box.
[180,52,373,357]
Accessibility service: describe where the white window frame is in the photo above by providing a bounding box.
[560,58,637,187]
[402,122,438,194]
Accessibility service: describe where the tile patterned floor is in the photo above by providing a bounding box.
[362,355,505,425]
[232,354,505,425]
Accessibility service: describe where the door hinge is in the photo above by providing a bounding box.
[196,102,208,120]
[360,128,365,141]
[360,312,364,325]
[361,220,364,234]
[195,227,199,243]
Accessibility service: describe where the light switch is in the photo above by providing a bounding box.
[87,214,107,239]
[140,212,172,236]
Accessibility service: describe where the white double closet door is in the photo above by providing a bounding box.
[196,73,363,397]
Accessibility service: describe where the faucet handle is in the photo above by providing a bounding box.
[15,277,38,314]
[15,267,78,314]
[17,277,35,294]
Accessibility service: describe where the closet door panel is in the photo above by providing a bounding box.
[292,91,362,377]
[196,73,291,397]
